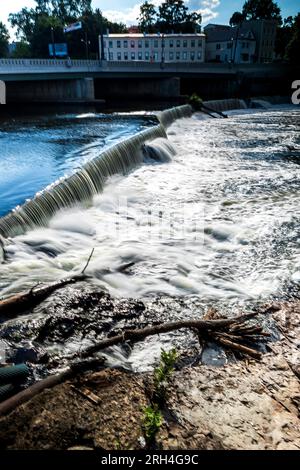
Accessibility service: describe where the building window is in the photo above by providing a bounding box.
[170,39,174,48]
[198,40,202,48]
[145,51,149,60]
[117,40,121,48]
[169,51,174,60]
[145,40,149,48]
[176,39,181,47]
[176,51,180,60]
[183,40,187,47]
[109,40,113,48]
[216,54,221,61]
[103,53,107,60]
[154,52,158,61]
[109,52,113,60]
[131,40,135,48]
[241,53,249,62]
[124,40,128,48]
[197,51,202,60]
[191,51,195,61]
[154,39,158,48]
[131,52,135,60]
[124,52,128,60]
[191,40,195,48]
[227,42,233,49]
[117,52,121,60]
[216,43,221,50]
[138,40,142,48]
[183,51,187,60]
[138,51,142,60]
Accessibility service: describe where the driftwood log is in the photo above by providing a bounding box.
[0,310,269,417]
[0,249,94,320]
[0,275,86,319]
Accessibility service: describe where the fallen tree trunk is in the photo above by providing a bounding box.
[0,310,267,417]
[0,274,86,320]
[0,249,94,320]
[78,311,261,359]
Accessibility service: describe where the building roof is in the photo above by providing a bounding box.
[205,26,255,43]
[104,33,205,38]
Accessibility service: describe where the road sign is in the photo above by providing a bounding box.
[64,22,82,34]
[49,43,68,57]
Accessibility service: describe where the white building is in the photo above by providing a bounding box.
[100,33,205,63]
[204,24,256,64]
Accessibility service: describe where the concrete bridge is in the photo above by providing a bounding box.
[0,58,296,103]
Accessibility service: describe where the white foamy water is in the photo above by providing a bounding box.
[1,106,300,306]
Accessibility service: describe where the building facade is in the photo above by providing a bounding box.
[244,19,277,63]
[204,24,256,63]
[204,19,277,64]
[100,34,205,63]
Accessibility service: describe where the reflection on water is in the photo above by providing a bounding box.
[0,112,156,217]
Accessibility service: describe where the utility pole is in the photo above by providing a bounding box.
[161,33,165,68]
[100,16,105,61]
[51,27,56,59]
[81,32,91,60]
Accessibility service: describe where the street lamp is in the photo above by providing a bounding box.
[81,32,91,60]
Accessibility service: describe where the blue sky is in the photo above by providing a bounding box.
[1,1,299,35]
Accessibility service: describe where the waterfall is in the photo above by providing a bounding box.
[142,138,177,163]
[158,104,193,128]
[0,125,166,240]
[0,105,194,243]
[203,99,247,112]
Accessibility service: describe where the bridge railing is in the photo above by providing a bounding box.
[0,58,101,73]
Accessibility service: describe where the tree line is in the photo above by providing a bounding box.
[0,0,299,63]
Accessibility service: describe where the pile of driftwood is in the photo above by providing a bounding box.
[0,250,271,417]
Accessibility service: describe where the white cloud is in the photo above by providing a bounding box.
[193,0,220,24]
[103,1,164,26]
[103,0,220,27]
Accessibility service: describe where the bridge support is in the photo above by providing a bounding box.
[6,78,95,103]
[95,77,181,99]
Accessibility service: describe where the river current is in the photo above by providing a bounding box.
[1,105,299,305]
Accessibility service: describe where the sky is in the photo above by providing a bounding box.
[1,0,299,38]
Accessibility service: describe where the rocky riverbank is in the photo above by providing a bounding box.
[0,292,299,450]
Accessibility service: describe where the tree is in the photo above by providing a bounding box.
[9,1,126,59]
[0,22,10,58]
[285,13,300,64]
[138,2,157,33]
[275,16,294,59]
[156,0,201,33]
[229,11,245,27]
[11,41,32,58]
[158,0,189,32]
[242,0,282,24]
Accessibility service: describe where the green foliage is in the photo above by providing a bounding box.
[0,22,10,58]
[11,41,32,58]
[143,405,163,443]
[8,1,127,59]
[189,93,203,111]
[285,13,300,64]
[138,2,157,33]
[153,348,177,401]
[229,11,245,27]
[242,0,282,24]
[138,0,201,34]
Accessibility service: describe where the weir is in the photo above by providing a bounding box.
[0,104,194,242]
